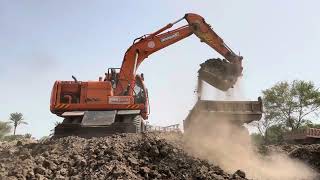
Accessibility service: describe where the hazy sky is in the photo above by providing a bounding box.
[1,1,320,138]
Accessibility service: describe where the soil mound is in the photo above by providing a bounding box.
[0,133,247,180]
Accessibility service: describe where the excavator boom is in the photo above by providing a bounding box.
[116,13,243,95]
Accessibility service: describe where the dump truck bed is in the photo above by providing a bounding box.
[184,98,263,130]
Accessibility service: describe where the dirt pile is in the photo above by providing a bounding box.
[267,144,320,172]
[0,133,247,180]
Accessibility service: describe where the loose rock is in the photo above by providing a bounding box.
[0,132,247,179]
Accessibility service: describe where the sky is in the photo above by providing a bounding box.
[1,1,320,138]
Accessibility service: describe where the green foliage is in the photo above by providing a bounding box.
[265,124,287,144]
[0,121,12,139]
[262,80,320,131]
[1,134,32,142]
[252,125,287,145]
[251,133,264,146]
[299,122,320,129]
[252,80,320,145]
[8,112,28,135]
[306,123,320,129]
[24,133,32,139]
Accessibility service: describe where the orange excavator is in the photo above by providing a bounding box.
[50,13,244,137]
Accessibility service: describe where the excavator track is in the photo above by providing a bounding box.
[53,114,144,138]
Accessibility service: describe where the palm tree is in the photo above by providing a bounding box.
[8,112,28,135]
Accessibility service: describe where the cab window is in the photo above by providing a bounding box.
[134,77,145,103]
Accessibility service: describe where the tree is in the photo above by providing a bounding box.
[265,124,286,144]
[251,121,287,144]
[251,125,287,146]
[262,80,320,131]
[251,133,264,146]
[251,116,276,144]
[0,121,12,139]
[8,112,27,135]
[299,121,320,129]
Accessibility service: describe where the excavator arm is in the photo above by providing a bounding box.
[115,13,243,95]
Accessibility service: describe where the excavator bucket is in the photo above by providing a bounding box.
[199,58,242,91]
[184,98,263,131]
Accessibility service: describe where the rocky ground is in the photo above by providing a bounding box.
[266,144,320,173]
[0,133,247,180]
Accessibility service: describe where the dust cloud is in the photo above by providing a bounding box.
[184,83,317,180]
[200,78,246,101]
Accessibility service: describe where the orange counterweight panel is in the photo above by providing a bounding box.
[86,81,113,104]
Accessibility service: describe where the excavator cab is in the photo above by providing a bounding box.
[106,68,121,88]
[133,76,146,104]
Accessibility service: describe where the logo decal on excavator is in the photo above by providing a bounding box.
[108,97,131,104]
[147,41,155,48]
[160,32,179,42]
